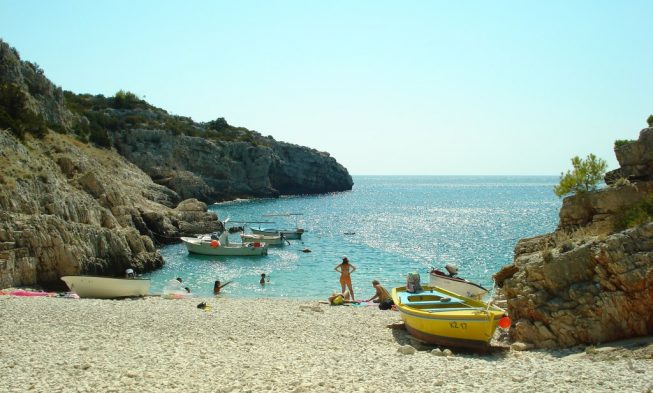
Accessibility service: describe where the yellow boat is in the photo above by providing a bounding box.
[391,285,507,350]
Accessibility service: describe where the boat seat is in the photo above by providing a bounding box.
[420,307,485,313]
[405,300,464,307]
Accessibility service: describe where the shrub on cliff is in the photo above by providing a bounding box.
[647,114,653,127]
[614,195,653,230]
[554,154,607,197]
[207,117,229,131]
[0,82,48,140]
[614,139,635,149]
[111,90,144,110]
[89,126,111,148]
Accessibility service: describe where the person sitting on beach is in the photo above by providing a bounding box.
[327,290,359,306]
[364,280,390,303]
[213,280,232,295]
[335,256,356,301]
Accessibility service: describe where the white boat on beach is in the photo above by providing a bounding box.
[428,265,489,299]
[61,276,150,299]
[181,230,268,256]
[240,233,285,245]
[252,213,305,239]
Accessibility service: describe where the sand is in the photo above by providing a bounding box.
[0,295,652,393]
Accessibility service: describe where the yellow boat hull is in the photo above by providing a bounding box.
[392,286,504,350]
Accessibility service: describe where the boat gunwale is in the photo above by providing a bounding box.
[61,275,151,282]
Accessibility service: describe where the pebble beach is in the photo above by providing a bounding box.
[1,295,652,393]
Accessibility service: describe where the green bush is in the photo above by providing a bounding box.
[112,90,143,110]
[554,154,607,197]
[647,114,653,127]
[89,126,111,148]
[0,107,24,139]
[0,82,48,140]
[614,195,653,230]
[207,117,229,131]
[614,139,634,149]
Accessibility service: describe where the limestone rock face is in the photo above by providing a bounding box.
[0,39,77,129]
[606,128,653,183]
[113,129,353,202]
[499,126,653,348]
[501,225,653,348]
[558,181,653,232]
[0,130,221,288]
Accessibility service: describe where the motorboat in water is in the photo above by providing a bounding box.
[240,233,285,245]
[429,264,489,299]
[251,213,305,239]
[61,276,150,299]
[391,284,508,350]
[181,230,268,256]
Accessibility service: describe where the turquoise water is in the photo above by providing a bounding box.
[146,176,561,300]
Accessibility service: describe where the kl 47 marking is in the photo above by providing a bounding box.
[449,321,468,329]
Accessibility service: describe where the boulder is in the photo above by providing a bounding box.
[606,128,653,183]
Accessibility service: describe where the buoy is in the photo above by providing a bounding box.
[210,240,220,248]
[498,316,511,329]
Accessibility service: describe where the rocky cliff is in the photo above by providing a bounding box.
[496,127,653,348]
[114,129,352,201]
[0,129,222,288]
[1,38,352,205]
[0,39,352,288]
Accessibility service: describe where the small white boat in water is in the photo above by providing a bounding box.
[61,276,150,299]
[240,233,285,245]
[181,230,268,256]
[252,213,305,239]
[428,264,489,299]
[251,227,304,239]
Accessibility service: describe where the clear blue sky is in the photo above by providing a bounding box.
[2,1,652,175]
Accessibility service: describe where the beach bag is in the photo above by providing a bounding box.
[379,299,394,310]
[406,272,422,293]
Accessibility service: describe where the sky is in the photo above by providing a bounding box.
[1,1,652,175]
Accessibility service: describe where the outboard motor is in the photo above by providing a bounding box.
[406,272,422,293]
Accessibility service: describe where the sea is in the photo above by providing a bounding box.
[145,176,561,300]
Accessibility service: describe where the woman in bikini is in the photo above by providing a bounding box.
[335,256,356,301]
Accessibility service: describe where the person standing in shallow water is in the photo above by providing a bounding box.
[335,256,356,301]
[213,280,231,295]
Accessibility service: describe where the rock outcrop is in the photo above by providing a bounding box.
[0,40,77,129]
[497,127,653,348]
[605,128,653,183]
[0,130,221,288]
[114,129,353,202]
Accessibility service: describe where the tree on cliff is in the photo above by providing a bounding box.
[554,154,607,197]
